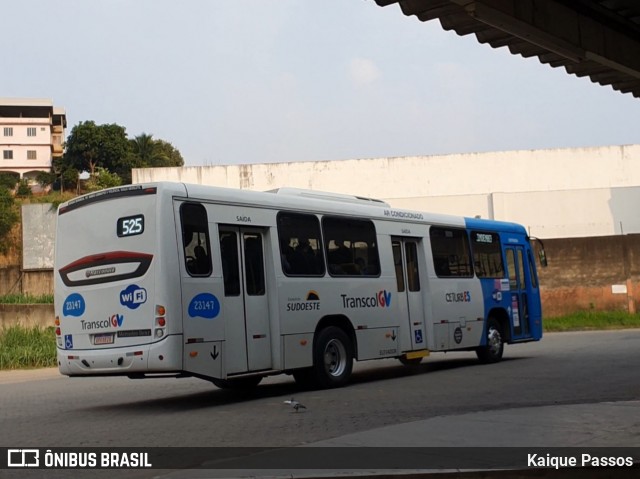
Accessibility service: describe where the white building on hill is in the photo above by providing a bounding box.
[0,98,66,181]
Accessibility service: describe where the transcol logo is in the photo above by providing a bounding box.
[120,284,147,310]
[80,314,124,331]
[341,290,392,309]
[110,314,124,327]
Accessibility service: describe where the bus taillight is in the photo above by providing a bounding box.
[155,304,166,339]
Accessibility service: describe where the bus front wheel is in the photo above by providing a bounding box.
[476,318,504,364]
[312,326,353,388]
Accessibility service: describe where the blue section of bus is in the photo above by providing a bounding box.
[464,217,543,343]
[463,217,528,236]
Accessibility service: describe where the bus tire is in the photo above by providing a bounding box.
[312,326,353,388]
[476,317,504,364]
[212,376,262,390]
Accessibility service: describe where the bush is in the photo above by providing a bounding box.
[0,187,19,253]
[85,167,122,192]
[36,171,57,188]
[16,179,32,198]
[0,173,19,190]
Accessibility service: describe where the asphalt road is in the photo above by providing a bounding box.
[1,330,638,478]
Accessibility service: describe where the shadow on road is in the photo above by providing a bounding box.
[82,355,530,413]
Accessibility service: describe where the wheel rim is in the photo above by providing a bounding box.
[324,339,347,377]
[487,327,502,356]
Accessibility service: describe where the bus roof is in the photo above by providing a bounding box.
[464,216,528,236]
[61,181,528,234]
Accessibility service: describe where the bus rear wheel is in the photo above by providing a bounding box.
[311,326,353,389]
[476,317,504,364]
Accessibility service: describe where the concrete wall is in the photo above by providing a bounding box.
[132,144,640,239]
[21,203,56,270]
[538,234,640,317]
[0,265,53,297]
[0,304,54,329]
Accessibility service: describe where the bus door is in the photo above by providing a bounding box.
[505,246,530,338]
[392,237,427,351]
[219,226,272,374]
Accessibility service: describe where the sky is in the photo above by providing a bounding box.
[3,0,640,167]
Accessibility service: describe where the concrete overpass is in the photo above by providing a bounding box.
[374,0,640,98]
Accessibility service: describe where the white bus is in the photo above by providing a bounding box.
[54,182,544,389]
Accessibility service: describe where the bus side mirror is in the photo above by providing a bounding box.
[530,236,548,268]
[538,249,548,268]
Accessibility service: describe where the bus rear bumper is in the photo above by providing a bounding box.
[57,335,183,376]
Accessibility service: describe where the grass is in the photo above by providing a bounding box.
[543,310,640,332]
[0,293,54,304]
[0,311,638,371]
[0,325,57,370]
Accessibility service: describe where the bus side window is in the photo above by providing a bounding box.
[322,216,380,277]
[244,233,265,296]
[220,232,240,296]
[429,227,473,278]
[405,241,420,292]
[470,231,504,279]
[276,212,325,276]
[392,241,405,292]
[180,203,212,277]
[506,249,518,290]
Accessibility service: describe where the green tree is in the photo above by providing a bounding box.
[51,157,79,193]
[36,171,57,189]
[129,133,159,165]
[125,133,185,183]
[129,134,184,168]
[60,122,185,186]
[0,173,19,190]
[60,168,80,193]
[153,139,184,167]
[0,187,19,254]
[63,121,130,177]
[16,179,32,198]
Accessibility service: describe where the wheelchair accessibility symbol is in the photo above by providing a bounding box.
[65,335,73,350]
[414,329,423,344]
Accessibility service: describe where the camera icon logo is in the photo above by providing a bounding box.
[7,449,40,467]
